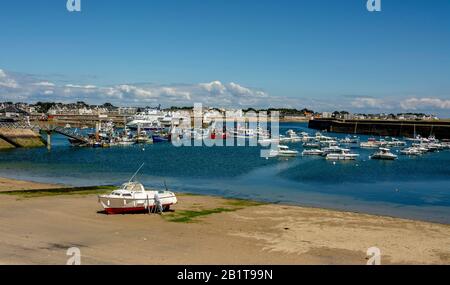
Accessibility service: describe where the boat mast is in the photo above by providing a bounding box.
[128,163,145,183]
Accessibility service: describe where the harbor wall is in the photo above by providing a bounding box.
[308,119,450,139]
[0,128,46,149]
[0,138,15,149]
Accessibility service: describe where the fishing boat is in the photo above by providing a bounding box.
[326,149,359,160]
[98,165,177,214]
[370,148,398,160]
[116,136,135,146]
[302,149,324,156]
[152,134,170,143]
[126,109,165,131]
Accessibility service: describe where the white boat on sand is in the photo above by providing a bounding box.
[98,182,177,214]
[98,164,177,214]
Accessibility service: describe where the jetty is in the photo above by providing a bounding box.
[39,125,89,149]
[308,118,450,139]
[0,121,46,149]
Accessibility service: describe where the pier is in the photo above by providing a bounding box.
[39,125,89,150]
[0,121,46,149]
[308,118,450,139]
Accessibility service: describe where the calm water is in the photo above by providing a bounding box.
[1,123,449,224]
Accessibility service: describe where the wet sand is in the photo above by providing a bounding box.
[0,177,63,192]
[0,177,449,265]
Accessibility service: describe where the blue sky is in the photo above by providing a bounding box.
[0,0,449,115]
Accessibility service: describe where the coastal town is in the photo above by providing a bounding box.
[1,0,450,269]
[0,101,441,124]
[0,100,448,150]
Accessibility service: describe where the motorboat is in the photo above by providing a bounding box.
[386,138,406,147]
[281,130,302,142]
[326,149,359,160]
[98,164,177,214]
[116,137,135,146]
[258,137,280,145]
[303,142,321,148]
[98,182,177,214]
[315,132,335,142]
[321,146,343,155]
[400,147,422,156]
[370,148,398,160]
[135,130,152,144]
[267,145,299,157]
[286,129,297,137]
[360,138,386,148]
[152,134,170,143]
[302,149,324,156]
[320,140,339,147]
[126,109,165,131]
[339,136,360,144]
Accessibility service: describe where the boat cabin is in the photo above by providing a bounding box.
[115,182,146,193]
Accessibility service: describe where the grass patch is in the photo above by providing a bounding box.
[164,198,265,223]
[163,208,236,223]
[224,199,266,207]
[0,186,116,198]
[177,192,202,197]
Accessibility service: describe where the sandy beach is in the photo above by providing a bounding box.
[0,177,63,192]
[0,177,449,265]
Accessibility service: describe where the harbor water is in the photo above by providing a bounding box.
[0,122,449,224]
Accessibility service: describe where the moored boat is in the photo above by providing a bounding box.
[302,149,324,156]
[400,147,422,156]
[370,148,398,160]
[326,149,359,160]
[267,145,299,157]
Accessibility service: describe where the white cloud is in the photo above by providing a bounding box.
[0,69,19,88]
[159,87,191,100]
[400,98,450,110]
[350,97,385,109]
[199,81,226,94]
[33,81,55,87]
[227,82,253,96]
[65,84,97,89]
[117,84,155,99]
[1,68,450,116]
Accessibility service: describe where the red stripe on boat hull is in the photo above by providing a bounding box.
[104,204,173,215]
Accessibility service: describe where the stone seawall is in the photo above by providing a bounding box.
[308,119,450,139]
[0,128,46,149]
